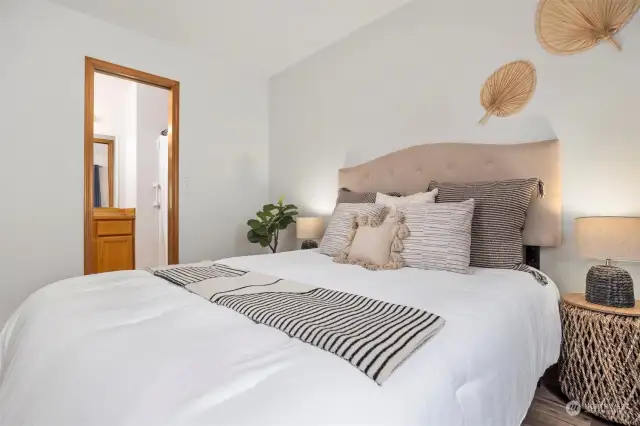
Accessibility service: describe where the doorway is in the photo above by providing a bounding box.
[84,57,179,274]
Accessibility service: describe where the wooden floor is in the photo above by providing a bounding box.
[523,386,615,426]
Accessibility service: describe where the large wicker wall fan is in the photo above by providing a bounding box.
[536,0,638,55]
[479,60,537,125]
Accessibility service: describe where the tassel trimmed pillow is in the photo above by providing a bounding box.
[333,214,409,270]
[319,203,387,257]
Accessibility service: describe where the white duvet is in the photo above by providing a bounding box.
[0,250,561,426]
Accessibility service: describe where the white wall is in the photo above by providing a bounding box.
[122,82,138,209]
[94,73,137,208]
[0,0,269,325]
[136,84,169,269]
[93,143,108,167]
[269,0,640,294]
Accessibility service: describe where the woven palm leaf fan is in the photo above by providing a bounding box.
[479,60,537,125]
[536,0,638,55]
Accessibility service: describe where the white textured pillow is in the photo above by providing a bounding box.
[398,199,475,274]
[318,203,387,257]
[376,189,438,216]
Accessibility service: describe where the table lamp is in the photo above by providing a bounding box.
[297,217,324,249]
[575,216,640,308]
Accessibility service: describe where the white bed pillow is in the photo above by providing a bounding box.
[376,189,438,217]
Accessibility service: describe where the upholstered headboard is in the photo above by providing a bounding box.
[338,140,562,247]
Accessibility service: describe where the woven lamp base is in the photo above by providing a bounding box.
[586,265,635,308]
[301,240,318,250]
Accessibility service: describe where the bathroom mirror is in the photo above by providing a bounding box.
[93,137,114,208]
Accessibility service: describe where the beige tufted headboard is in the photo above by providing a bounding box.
[339,140,562,247]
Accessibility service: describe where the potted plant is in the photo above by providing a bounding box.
[247,197,299,253]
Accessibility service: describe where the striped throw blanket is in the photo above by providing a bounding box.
[152,262,445,385]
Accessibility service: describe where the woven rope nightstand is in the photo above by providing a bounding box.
[559,293,640,425]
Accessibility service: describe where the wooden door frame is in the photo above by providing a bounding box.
[93,137,115,207]
[85,57,180,274]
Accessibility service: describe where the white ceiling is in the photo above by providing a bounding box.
[50,0,413,76]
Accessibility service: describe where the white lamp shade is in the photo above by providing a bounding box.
[575,216,640,262]
[296,217,324,240]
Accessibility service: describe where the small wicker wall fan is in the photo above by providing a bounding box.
[536,0,639,55]
[479,60,537,125]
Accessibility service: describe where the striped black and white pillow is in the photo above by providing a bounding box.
[428,178,542,269]
[398,199,475,274]
[319,203,387,257]
[337,188,403,205]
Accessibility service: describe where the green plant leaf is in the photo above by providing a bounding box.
[254,226,268,236]
[247,230,262,244]
[267,223,277,235]
[278,215,295,229]
[262,211,275,221]
[282,215,295,224]
[248,199,299,247]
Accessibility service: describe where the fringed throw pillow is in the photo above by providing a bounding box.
[334,214,409,270]
[319,203,387,257]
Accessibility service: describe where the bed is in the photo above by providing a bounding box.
[0,140,562,426]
